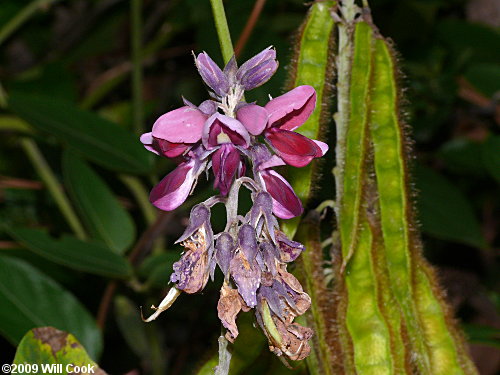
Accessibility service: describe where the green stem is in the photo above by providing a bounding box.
[131,0,144,135]
[209,0,235,64]
[20,138,87,240]
[119,174,156,225]
[0,0,62,47]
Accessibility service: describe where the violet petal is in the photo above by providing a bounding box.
[238,224,258,262]
[230,253,261,308]
[215,232,235,277]
[195,52,229,96]
[236,47,278,90]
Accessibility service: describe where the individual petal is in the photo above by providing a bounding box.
[238,224,258,262]
[202,113,250,149]
[198,100,218,116]
[140,132,159,155]
[218,284,246,342]
[266,128,322,167]
[223,55,238,86]
[152,106,206,143]
[261,170,303,219]
[215,232,236,277]
[150,160,198,211]
[276,231,305,262]
[236,47,278,90]
[265,85,316,131]
[230,252,261,308]
[153,138,189,158]
[260,241,278,276]
[212,144,241,196]
[175,204,211,243]
[249,192,279,242]
[236,104,268,136]
[195,52,229,96]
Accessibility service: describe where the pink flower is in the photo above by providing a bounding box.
[263,85,328,167]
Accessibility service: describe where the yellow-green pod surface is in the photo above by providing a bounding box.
[369,35,431,374]
[283,0,335,238]
[339,21,372,267]
[345,218,393,374]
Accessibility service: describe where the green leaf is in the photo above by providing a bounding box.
[8,92,152,174]
[114,296,150,359]
[463,324,500,348]
[13,327,106,373]
[0,256,103,359]
[464,63,500,98]
[414,165,486,248]
[138,252,178,288]
[481,136,500,184]
[439,138,486,176]
[7,227,132,278]
[63,152,136,254]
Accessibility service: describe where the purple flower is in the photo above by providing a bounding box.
[170,204,214,294]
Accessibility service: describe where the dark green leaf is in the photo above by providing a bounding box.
[0,256,102,359]
[463,324,500,348]
[414,165,486,248]
[481,136,500,184]
[138,252,178,288]
[7,227,132,278]
[8,92,152,174]
[439,138,486,176]
[464,63,500,98]
[63,152,136,254]
[13,327,106,372]
[114,296,150,358]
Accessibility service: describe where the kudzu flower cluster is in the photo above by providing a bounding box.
[141,47,327,361]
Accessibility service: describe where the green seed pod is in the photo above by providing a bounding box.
[282,0,336,238]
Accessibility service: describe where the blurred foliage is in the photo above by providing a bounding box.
[0,0,498,374]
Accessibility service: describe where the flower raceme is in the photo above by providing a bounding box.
[140,47,327,219]
[141,48,328,363]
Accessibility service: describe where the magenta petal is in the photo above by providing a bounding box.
[153,138,189,158]
[202,113,250,149]
[212,144,241,196]
[262,170,303,219]
[140,132,159,155]
[264,85,316,131]
[266,128,322,167]
[236,104,268,136]
[150,160,195,211]
[152,106,206,143]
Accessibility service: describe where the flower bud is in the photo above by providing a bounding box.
[236,47,278,90]
[195,52,229,97]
